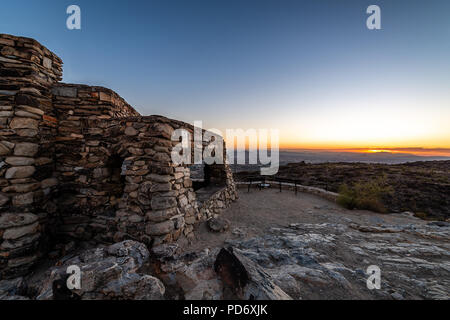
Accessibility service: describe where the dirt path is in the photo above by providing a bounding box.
[189,188,426,252]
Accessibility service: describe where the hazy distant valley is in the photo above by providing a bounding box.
[230,149,450,173]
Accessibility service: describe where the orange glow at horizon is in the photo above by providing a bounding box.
[223,134,450,157]
[262,96,450,156]
[366,149,393,153]
[220,99,450,157]
[224,137,450,157]
[275,144,450,157]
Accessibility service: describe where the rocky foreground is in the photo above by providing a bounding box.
[0,216,449,300]
[151,212,449,300]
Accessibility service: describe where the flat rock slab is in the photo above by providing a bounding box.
[0,213,38,229]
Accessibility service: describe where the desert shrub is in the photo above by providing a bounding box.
[337,177,393,213]
[337,184,357,210]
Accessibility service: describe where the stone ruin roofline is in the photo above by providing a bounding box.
[53,82,141,118]
[0,33,63,63]
[0,33,222,137]
[53,84,218,136]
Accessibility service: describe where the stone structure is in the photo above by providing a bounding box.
[0,34,237,279]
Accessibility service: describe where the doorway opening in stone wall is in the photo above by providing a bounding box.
[189,163,206,191]
[188,163,227,204]
[104,154,127,216]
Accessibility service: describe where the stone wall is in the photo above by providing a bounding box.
[0,34,237,279]
[0,34,62,278]
[52,84,139,242]
[113,117,237,246]
[53,114,237,247]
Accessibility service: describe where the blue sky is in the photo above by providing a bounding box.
[1,0,450,149]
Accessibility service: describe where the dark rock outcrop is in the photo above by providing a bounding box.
[36,240,165,300]
[214,247,292,300]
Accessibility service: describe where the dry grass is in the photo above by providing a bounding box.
[337,177,393,213]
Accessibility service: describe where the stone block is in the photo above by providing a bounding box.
[2,183,39,193]
[5,157,35,166]
[151,196,177,210]
[150,183,172,192]
[14,143,38,157]
[3,221,39,240]
[17,106,44,116]
[146,208,177,223]
[12,192,34,206]
[0,143,11,156]
[42,57,52,69]
[0,213,38,229]
[125,126,138,136]
[5,166,35,179]
[52,86,77,97]
[10,117,39,130]
[145,220,174,236]
[147,174,172,183]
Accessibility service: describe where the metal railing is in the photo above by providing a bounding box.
[239,176,305,195]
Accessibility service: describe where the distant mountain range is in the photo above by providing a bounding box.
[229,149,450,170]
[277,149,450,165]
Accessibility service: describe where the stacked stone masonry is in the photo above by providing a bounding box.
[0,34,237,279]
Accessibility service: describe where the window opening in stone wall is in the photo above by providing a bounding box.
[188,162,227,204]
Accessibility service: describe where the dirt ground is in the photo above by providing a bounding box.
[189,187,427,252]
[183,188,449,300]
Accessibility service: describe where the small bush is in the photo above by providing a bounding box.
[337,184,357,210]
[337,178,393,213]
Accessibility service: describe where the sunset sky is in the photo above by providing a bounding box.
[1,0,449,154]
